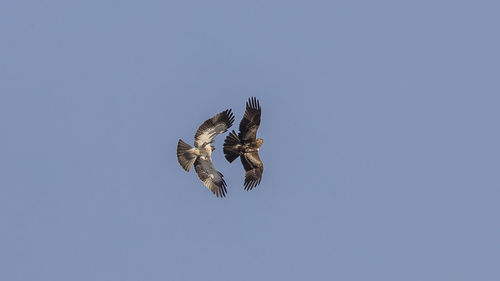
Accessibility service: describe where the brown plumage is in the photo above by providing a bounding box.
[223,97,264,190]
[177,109,235,197]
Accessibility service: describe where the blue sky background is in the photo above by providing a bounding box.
[1,1,499,280]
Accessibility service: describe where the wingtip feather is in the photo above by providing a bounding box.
[246,97,261,111]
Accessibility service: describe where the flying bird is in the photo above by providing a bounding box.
[223,97,264,190]
[177,109,235,197]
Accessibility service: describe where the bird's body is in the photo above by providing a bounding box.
[225,137,262,154]
[177,109,234,197]
[223,97,264,190]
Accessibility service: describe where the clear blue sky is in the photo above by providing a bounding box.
[1,1,499,280]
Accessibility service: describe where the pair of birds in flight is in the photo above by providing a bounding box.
[176,97,264,198]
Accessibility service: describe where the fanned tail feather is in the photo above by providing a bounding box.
[177,139,197,171]
[223,130,241,163]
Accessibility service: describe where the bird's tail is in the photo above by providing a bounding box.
[223,130,241,163]
[177,139,197,172]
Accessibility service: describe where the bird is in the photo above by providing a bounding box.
[223,97,264,190]
[177,109,235,197]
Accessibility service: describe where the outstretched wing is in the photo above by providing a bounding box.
[195,109,235,148]
[241,151,263,190]
[194,157,228,198]
[238,97,261,142]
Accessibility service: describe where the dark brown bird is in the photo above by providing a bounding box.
[223,97,264,190]
[177,109,235,197]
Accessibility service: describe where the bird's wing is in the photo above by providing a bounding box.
[194,109,235,148]
[240,151,263,190]
[238,97,261,142]
[194,157,227,197]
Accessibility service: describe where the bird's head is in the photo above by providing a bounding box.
[256,138,264,147]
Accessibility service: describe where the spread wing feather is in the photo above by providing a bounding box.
[238,97,261,142]
[195,109,235,148]
[194,157,227,197]
[241,151,263,190]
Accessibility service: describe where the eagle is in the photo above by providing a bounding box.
[177,109,235,197]
[223,97,264,190]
